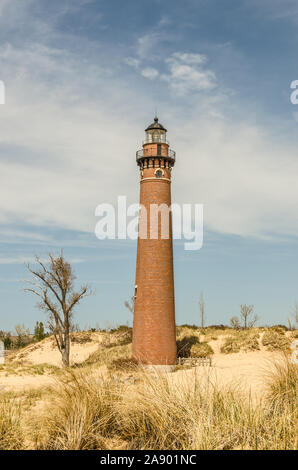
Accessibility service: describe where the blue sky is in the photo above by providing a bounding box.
[0,0,298,331]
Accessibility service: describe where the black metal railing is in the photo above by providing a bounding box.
[136,148,176,163]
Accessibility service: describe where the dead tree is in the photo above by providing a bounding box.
[289,301,298,329]
[240,304,258,329]
[199,292,205,329]
[25,252,91,367]
[230,316,241,330]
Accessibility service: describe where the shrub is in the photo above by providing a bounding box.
[177,324,200,331]
[207,324,230,330]
[262,330,291,351]
[110,326,132,345]
[221,331,260,354]
[220,337,241,354]
[270,325,289,332]
[177,335,214,358]
[70,332,93,344]
[176,335,199,358]
[190,342,214,358]
[3,335,12,350]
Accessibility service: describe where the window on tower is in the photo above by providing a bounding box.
[155,169,163,178]
[153,131,159,142]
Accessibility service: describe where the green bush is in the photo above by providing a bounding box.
[34,322,47,342]
[3,336,12,350]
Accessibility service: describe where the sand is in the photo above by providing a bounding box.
[7,332,104,367]
[0,331,290,396]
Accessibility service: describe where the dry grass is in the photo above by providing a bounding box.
[265,356,297,411]
[190,342,214,358]
[0,397,24,449]
[84,343,131,368]
[0,362,61,376]
[0,327,296,450]
[8,357,294,450]
[262,330,291,351]
[34,371,117,450]
[220,330,260,354]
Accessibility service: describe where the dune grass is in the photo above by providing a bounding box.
[0,362,61,376]
[220,330,260,354]
[15,356,295,450]
[0,328,296,450]
[262,330,291,351]
[0,397,24,450]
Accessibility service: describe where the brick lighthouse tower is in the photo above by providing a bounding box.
[132,117,177,367]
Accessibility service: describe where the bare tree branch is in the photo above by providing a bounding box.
[25,252,92,367]
[240,304,258,329]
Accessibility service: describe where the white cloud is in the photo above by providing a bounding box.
[0,256,37,265]
[0,256,84,265]
[141,67,159,80]
[0,2,297,242]
[130,48,216,95]
[171,52,207,64]
[136,32,162,59]
[124,57,140,69]
[162,52,216,95]
[173,118,298,238]
[246,0,298,23]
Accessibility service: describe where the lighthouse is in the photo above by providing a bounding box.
[132,117,177,367]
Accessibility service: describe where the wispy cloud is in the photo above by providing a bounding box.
[136,32,164,59]
[245,0,298,23]
[0,1,297,243]
[171,52,207,64]
[0,256,84,265]
[126,46,216,95]
[162,52,216,95]
[141,67,159,80]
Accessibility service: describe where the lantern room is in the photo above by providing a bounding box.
[144,116,167,144]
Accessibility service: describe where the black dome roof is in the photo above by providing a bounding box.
[145,117,167,132]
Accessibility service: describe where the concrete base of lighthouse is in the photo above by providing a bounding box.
[142,364,176,373]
